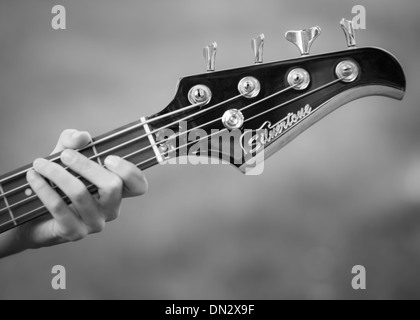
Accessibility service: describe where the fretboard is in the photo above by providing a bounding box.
[0,117,161,235]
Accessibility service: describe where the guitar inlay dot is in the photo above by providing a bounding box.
[25,188,33,197]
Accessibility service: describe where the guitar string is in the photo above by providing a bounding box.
[0,85,295,214]
[0,98,217,185]
[0,93,244,199]
[0,77,344,228]
[0,82,297,202]
[128,77,344,165]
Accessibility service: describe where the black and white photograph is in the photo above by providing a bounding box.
[0,0,419,304]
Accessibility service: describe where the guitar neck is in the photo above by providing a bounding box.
[0,117,162,235]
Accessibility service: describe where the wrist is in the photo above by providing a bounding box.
[0,228,28,259]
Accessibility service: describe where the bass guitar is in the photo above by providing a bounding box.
[0,19,406,234]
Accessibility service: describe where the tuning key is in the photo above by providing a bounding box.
[203,42,217,72]
[251,34,265,64]
[285,26,321,56]
[340,19,357,48]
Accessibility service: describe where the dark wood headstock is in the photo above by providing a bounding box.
[149,46,405,173]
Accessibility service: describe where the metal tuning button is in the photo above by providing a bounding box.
[188,85,212,105]
[285,26,321,56]
[222,109,244,130]
[340,19,357,48]
[203,42,217,72]
[251,34,265,64]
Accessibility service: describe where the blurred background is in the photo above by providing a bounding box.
[0,0,420,300]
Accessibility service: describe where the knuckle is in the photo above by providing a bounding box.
[50,198,67,213]
[70,186,90,204]
[79,158,94,172]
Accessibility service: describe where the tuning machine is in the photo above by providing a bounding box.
[340,19,357,48]
[285,26,321,56]
[203,42,217,72]
[251,34,265,64]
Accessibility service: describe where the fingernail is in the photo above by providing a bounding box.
[61,149,77,164]
[105,155,121,168]
[26,170,38,182]
[33,158,48,170]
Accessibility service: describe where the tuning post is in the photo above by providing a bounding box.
[251,34,265,64]
[203,42,217,72]
[336,60,359,83]
[285,26,321,56]
[287,68,310,90]
[188,85,212,105]
[238,77,261,98]
[222,109,245,130]
[340,19,357,48]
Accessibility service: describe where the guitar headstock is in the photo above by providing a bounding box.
[149,19,406,174]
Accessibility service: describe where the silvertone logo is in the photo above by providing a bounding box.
[241,104,313,154]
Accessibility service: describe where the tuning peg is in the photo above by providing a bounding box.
[203,42,217,72]
[285,26,321,56]
[340,19,357,48]
[251,34,265,64]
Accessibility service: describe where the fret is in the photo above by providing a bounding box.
[0,167,45,222]
[0,165,47,234]
[0,185,16,234]
[0,183,17,226]
[91,144,103,165]
[93,119,159,170]
[141,117,164,163]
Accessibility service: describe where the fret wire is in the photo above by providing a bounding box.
[0,183,17,226]
[141,117,164,163]
[91,143,103,166]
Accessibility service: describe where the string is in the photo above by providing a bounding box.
[0,83,293,203]
[0,93,244,200]
[0,77,345,229]
[0,83,295,211]
[0,98,211,184]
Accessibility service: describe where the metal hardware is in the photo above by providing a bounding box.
[285,26,321,56]
[287,68,310,90]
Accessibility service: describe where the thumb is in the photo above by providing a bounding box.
[52,129,92,154]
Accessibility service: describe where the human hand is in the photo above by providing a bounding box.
[5,129,147,254]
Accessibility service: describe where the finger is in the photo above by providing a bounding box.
[26,170,88,242]
[52,129,92,154]
[17,214,68,248]
[60,149,123,206]
[33,158,104,232]
[104,156,148,198]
